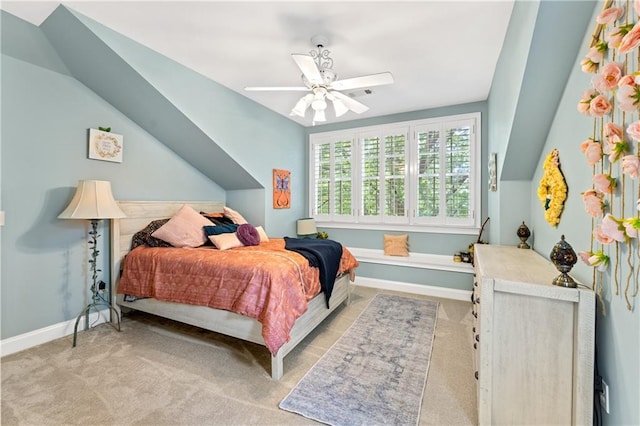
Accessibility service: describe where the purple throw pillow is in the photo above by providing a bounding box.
[236,223,260,246]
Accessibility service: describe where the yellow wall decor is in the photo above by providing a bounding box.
[537,149,568,227]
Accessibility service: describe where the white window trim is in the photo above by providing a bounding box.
[308,112,482,234]
[316,221,481,235]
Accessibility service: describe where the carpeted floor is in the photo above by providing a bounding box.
[1,286,477,425]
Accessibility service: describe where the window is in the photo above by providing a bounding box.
[358,127,409,224]
[312,135,354,222]
[309,113,481,233]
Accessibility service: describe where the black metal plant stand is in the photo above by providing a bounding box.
[72,219,121,347]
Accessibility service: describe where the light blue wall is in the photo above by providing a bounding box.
[487,0,540,244]
[488,0,596,245]
[487,0,539,158]
[84,19,309,236]
[1,54,224,338]
[39,6,307,237]
[0,12,226,339]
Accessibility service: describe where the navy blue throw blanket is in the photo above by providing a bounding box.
[284,237,343,308]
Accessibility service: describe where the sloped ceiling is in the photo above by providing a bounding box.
[1,1,514,127]
[39,5,265,190]
[501,0,596,180]
[2,1,598,183]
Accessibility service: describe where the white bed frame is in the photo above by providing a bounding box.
[110,201,351,380]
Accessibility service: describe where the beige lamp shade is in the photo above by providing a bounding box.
[297,218,317,236]
[58,180,126,219]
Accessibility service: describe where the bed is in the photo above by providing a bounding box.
[110,201,358,380]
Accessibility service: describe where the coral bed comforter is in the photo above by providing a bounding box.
[117,239,358,354]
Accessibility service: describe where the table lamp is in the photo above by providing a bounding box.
[297,218,317,238]
[58,180,126,346]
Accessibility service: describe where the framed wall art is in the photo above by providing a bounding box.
[273,168,291,209]
[88,128,123,163]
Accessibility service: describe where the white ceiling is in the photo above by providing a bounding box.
[1,1,514,127]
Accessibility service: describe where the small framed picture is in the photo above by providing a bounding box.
[88,128,123,163]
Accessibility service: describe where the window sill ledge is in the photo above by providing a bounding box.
[318,222,480,235]
[348,247,474,274]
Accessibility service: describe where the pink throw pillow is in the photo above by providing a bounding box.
[151,204,212,248]
[208,232,243,250]
[255,226,269,243]
[223,206,248,224]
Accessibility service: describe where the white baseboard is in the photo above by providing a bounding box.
[354,276,472,302]
[0,310,110,357]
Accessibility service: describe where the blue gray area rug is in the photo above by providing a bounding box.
[279,294,438,425]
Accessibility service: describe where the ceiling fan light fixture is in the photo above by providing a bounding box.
[313,109,326,122]
[290,94,313,117]
[290,107,306,118]
[311,98,327,112]
[311,87,328,112]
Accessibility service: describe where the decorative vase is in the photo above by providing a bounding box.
[517,221,531,249]
[549,235,577,288]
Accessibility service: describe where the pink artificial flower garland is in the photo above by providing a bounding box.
[581,138,603,165]
[583,189,605,217]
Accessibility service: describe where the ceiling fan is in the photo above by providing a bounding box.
[244,36,394,124]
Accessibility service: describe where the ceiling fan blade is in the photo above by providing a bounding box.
[329,91,369,114]
[244,86,310,91]
[330,72,394,91]
[291,54,323,85]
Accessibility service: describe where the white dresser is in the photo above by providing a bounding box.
[472,244,595,425]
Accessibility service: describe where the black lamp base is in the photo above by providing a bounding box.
[72,301,121,347]
[71,219,121,347]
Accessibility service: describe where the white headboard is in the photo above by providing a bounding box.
[109,201,224,305]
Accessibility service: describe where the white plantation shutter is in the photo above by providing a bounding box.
[444,120,473,225]
[358,127,409,224]
[310,132,354,222]
[383,131,409,224]
[415,124,441,223]
[360,134,381,221]
[312,141,331,218]
[334,140,353,217]
[309,113,480,230]
[414,118,476,226]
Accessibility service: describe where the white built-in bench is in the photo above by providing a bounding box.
[347,247,474,274]
[347,247,474,301]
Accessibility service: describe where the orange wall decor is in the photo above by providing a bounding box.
[273,168,291,209]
